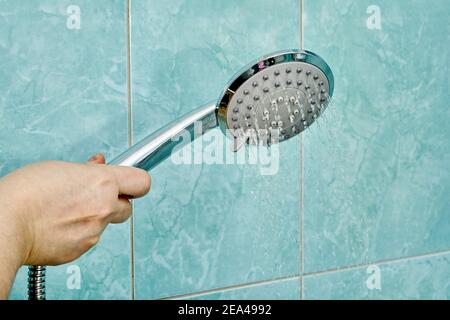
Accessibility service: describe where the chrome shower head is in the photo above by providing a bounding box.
[217,50,334,149]
[28,49,334,301]
[110,49,334,170]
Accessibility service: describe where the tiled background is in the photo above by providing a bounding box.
[1,0,449,300]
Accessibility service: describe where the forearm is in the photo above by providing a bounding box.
[0,180,29,299]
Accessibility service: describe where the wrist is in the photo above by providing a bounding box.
[0,179,32,268]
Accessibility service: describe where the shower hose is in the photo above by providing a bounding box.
[28,265,46,300]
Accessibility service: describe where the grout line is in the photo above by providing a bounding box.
[118,0,449,302]
[162,248,450,300]
[125,0,135,300]
[298,276,304,300]
[126,2,133,146]
[300,0,304,50]
[161,275,302,300]
[299,0,305,301]
[302,248,450,279]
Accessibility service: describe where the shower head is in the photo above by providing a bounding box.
[217,50,334,150]
[110,49,334,170]
[29,49,334,301]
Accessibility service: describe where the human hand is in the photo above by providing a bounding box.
[0,154,150,267]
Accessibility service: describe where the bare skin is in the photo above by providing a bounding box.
[0,154,151,299]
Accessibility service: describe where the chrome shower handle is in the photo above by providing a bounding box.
[109,102,218,171]
[28,104,218,300]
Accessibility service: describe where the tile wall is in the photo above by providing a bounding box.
[1,0,448,299]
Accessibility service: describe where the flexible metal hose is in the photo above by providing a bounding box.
[27,265,46,300]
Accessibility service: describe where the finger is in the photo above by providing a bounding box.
[110,197,133,224]
[87,153,106,164]
[106,166,151,198]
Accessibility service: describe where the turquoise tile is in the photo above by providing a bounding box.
[1,0,130,299]
[131,0,301,298]
[303,0,450,272]
[303,252,450,299]
[189,278,300,300]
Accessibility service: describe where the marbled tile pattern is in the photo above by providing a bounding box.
[0,0,130,299]
[189,278,300,300]
[131,0,301,299]
[2,0,449,300]
[303,0,450,272]
[303,252,450,299]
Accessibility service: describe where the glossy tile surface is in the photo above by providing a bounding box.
[131,0,301,299]
[1,0,130,299]
[189,278,300,300]
[303,252,450,299]
[3,0,449,301]
[303,0,450,272]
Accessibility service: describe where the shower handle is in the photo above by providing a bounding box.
[27,102,218,300]
[109,101,218,170]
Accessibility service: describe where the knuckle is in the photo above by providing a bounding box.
[85,235,100,249]
[116,201,132,223]
[62,252,80,264]
[98,204,114,220]
[126,202,133,215]
[96,171,116,190]
[123,204,133,219]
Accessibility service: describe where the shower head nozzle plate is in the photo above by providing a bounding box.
[217,50,334,150]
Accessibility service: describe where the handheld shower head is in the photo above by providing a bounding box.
[110,49,334,170]
[27,49,334,301]
[217,50,334,150]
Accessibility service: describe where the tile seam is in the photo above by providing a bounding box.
[163,275,302,300]
[162,248,450,300]
[299,0,305,301]
[302,248,450,279]
[125,0,135,300]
